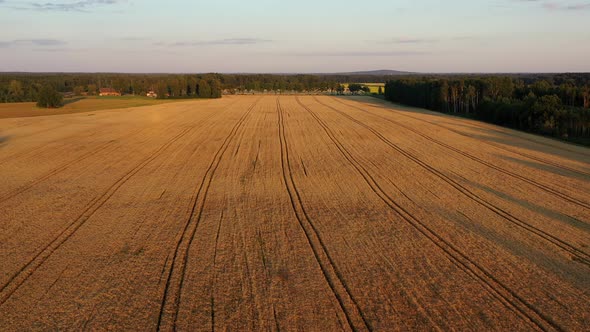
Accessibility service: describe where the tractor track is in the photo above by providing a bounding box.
[342,99,590,177]
[0,125,195,306]
[0,99,241,205]
[277,98,373,332]
[1,96,588,330]
[0,100,223,167]
[0,128,104,166]
[329,98,590,209]
[0,127,147,204]
[296,96,564,332]
[315,97,590,266]
[156,98,260,332]
[209,210,224,332]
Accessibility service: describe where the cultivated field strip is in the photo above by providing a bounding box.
[405,114,590,178]
[298,96,588,330]
[293,97,562,331]
[311,97,590,266]
[173,100,362,331]
[321,98,590,250]
[0,99,239,202]
[277,98,372,332]
[0,128,104,167]
[0,100,239,286]
[280,97,584,330]
[353,97,590,159]
[342,98,590,176]
[0,96,588,331]
[0,127,145,203]
[330,98,590,208]
[157,98,260,331]
[0,99,228,169]
[326,98,590,204]
[0,126,195,305]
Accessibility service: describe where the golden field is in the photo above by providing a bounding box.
[0,95,589,331]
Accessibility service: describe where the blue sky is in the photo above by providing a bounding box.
[0,0,589,73]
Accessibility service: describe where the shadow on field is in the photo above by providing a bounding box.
[467,132,590,164]
[431,200,589,288]
[0,135,9,147]
[455,173,590,234]
[499,155,590,180]
[339,96,590,160]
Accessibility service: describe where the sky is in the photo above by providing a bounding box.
[0,0,589,73]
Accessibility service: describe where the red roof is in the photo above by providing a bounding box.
[99,88,118,93]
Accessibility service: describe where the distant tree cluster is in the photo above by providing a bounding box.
[0,74,226,104]
[384,75,590,143]
[348,83,370,93]
[36,85,63,108]
[218,74,342,93]
[152,77,222,99]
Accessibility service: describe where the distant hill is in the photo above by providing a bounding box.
[329,69,414,76]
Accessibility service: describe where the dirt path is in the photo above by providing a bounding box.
[0,95,588,331]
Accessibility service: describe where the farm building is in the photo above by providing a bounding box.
[99,88,121,97]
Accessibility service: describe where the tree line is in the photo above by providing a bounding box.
[0,73,227,104]
[0,72,399,105]
[0,73,334,103]
[384,75,590,144]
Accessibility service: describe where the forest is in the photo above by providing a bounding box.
[384,74,590,144]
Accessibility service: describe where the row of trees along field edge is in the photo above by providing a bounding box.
[384,76,590,145]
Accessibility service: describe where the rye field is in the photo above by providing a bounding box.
[0,95,588,331]
[361,83,385,93]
